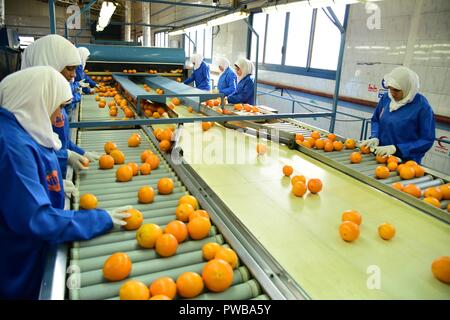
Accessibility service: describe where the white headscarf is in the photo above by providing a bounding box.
[234,58,254,81]
[191,53,204,70]
[216,57,230,71]
[0,67,72,150]
[21,34,81,72]
[384,66,420,112]
[78,47,90,69]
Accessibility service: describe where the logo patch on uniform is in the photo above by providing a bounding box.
[46,170,61,192]
[52,112,65,128]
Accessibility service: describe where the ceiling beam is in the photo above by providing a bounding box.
[133,0,232,11]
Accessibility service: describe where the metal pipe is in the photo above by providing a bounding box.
[49,0,56,34]
[185,33,196,53]
[136,0,232,11]
[244,19,258,105]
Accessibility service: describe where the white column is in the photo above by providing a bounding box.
[142,2,151,47]
[0,0,5,27]
[125,1,131,42]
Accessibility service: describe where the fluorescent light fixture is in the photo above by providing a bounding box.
[184,23,207,33]
[96,1,116,32]
[262,0,382,13]
[169,29,185,36]
[207,11,249,27]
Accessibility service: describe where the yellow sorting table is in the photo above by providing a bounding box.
[174,120,450,300]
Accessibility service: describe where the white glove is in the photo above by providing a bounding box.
[79,81,90,88]
[161,112,170,119]
[107,205,132,226]
[68,150,89,172]
[63,179,79,198]
[359,138,379,148]
[375,145,396,157]
[84,151,101,161]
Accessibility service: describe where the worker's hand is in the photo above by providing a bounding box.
[359,138,379,148]
[84,151,101,162]
[67,150,89,172]
[107,205,132,226]
[79,81,90,88]
[63,179,79,198]
[161,112,170,119]
[374,145,396,157]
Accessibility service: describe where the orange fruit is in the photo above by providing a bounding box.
[234,103,243,111]
[116,165,133,182]
[441,184,450,200]
[99,154,115,169]
[179,195,199,210]
[295,133,304,142]
[160,139,171,152]
[339,221,360,242]
[103,252,132,281]
[376,155,388,163]
[138,186,155,204]
[187,217,211,240]
[424,197,441,208]
[128,135,140,147]
[283,165,294,177]
[350,152,362,164]
[149,294,171,300]
[139,163,152,175]
[149,277,177,299]
[79,194,97,210]
[301,140,313,148]
[324,141,334,152]
[341,209,362,225]
[165,220,188,243]
[110,149,125,164]
[104,142,117,154]
[152,112,160,118]
[155,233,178,257]
[176,203,195,222]
[202,259,234,293]
[109,108,118,117]
[189,209,210,222]
[158,177,174,194]
[423,187,443,201]
[95,95,100,101]
[214,247,238,269]
[392,182,404,191]
[123,208,143,230]
[292,181,307,197]
[311,131,321,139]
[141,149,155,162]
[172,97,181,106]
[176,272,204,298]
[153,128,163,141]
[127,162,139,176]
[387,156,399,164]
[314,139,325,150]
[345,139,356,149]
[307,178,323,194]
[412,164,425,177]
[448,203,450,212]
[202,242,222,261]
[136,223,163,248]
[333,141,344,151]
[387,161,398,171]
[431,256,450,284]
[98,101,106,108]
[375,166,390,179]
[306,137,316,146]
[256,143,267,155]
[187,106,193,113]
[399,166,415,180]
[328,133,337,141]
[160,128,173,141]
[202,122,212,131]
[145,154,160,169]
[403,184,422,198]
[119,280,150,300]
[405,160,418,166]
[291,175,306,185]
[378,223,396,240]
[360,145,370,154]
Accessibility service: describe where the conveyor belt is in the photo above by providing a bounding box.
[79,95,135,122]
[68,128,270,300]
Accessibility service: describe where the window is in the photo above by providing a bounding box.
[155,32,169,47]
[285,8,313,67]
[264,12,286,65]
[189,32,195,56]
[19,36,34,49]
[249,5,348,77]
[197,29,204,57]
[310,4,347,70]
[250,13,267,63]
[183,27,213,59]
[204,27,212,59]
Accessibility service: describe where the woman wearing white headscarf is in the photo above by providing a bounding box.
[22,34,100,178]
[75,47,97,93]
[216,56,237,97]
[184,53,211,90]
[227,58,255,105]
[360,66,435,163]
[0,67,131,299]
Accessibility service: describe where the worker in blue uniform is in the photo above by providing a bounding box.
[75,47,97,94]
[216,57,237,97]
[227,58,255,105]
[184,53,211,91]
[360,66,435,164]
[0,67,132,299]
[21,34,100,177]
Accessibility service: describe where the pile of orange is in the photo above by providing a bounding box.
[287,170,322,198]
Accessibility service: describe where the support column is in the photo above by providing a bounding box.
[0,0,5,27]
[49,0,56,34]
[142,2,151,47]
[125,1,131,42]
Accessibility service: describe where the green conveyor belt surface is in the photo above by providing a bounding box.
[176,122,450,300]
